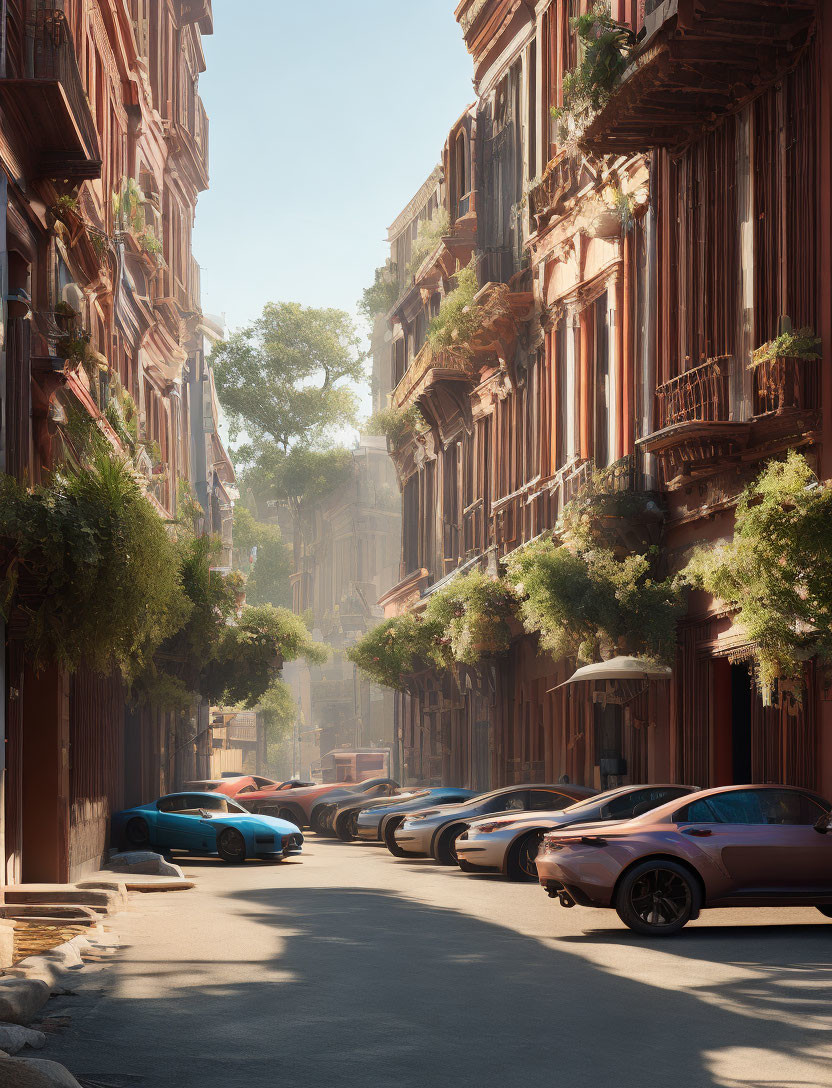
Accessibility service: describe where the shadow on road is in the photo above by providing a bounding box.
[47,877,832,1088]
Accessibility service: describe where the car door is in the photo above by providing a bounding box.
[678,789,829,894]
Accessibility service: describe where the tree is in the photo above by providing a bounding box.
[211,302,363,514]
[210,302,366,452]
[232,506,293,609]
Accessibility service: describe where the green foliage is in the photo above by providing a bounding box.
[0,450,189,679]
[232,506,292,609]
[135,534,326,710]
[550,3,636,141]
[684,451,832,695]
[210,301,366,452]
[348,612,443,690]
[423,571,516,666]
[237,444,354,511]
[56,328,91,367]
[259,679,297,745]
[559,460,658,550]
[138,226,163,259]
[104,376,138,453]
[505,535,682,665]
[144,439,163,466]
[113,177,145,234]
[358,261,399,322]
[52,194,80,219]
[751,327,821,367]
[427,263,481,354]
[363,405,426,446]
[407,210,450,278]
[176,478,205,528]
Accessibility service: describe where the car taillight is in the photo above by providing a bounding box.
[544,834,608,848]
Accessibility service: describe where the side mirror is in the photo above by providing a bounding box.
[814,811,832,834]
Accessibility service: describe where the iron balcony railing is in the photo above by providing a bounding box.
[23,1,101,167]
[656,356,733,429]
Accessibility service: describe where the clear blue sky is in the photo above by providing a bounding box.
[193,0,475,336]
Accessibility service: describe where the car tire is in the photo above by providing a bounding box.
[433,824,466,866]
[125,817,150,848]
[817,906,832,918]
[310,807,330,836]
[336,811,358,843]
[217,828,247,863]
[506,830,545,882]
[383,817,407,857]
[458,859,477,873]
[615,859,699,937]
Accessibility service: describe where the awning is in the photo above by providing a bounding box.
[551,656,672,690]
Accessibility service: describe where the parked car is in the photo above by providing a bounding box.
[391,783,597,864]
[213,777,315,798]
[112,792,303,864]
[234,777,400,829]
[457,784,698,882]
[308,780,403,835]
[537,783,832,936]
[356,788,479,845]
[320,787,478,842]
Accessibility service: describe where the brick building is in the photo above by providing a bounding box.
[378,0,832,797]
[0,0,216,883]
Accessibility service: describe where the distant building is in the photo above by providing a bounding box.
[285,437,401,780]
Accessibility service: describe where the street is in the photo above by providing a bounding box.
[42,840,832,1088]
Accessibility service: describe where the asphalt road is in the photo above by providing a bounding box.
[43,838,832,1088]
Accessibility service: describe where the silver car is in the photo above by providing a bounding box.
[456,784,698,881]
[391,783,596,865]
[356,788,477,843]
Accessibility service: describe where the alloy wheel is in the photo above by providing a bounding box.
[629,867,692,928]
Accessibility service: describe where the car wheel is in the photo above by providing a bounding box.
[458,859,477,873]
[217,828,247,863]
[336,811,358,843]
[507,830,544,882]
[433,824,465,865]
[615,860,699,936]
[310,807,330,835]
[383,817,407,857]
[125,817,150,848]
[817,906,832,918]
[278,808,299,828]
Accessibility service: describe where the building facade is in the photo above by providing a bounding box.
[379,0,832,797]
[0,0,215,884]
[285,437,401,781]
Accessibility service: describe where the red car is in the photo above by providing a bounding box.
[212,777,314,798]
[537,783,832,936]
[230,777,399,829]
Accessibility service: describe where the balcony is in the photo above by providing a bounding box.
[528,154,581,231]
[580,0,815,156]
[753,356,820,417]
[638,356,751,487]
[391,341,475,411]
[0,5,101,179]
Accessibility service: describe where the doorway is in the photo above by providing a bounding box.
[730,663,752,784]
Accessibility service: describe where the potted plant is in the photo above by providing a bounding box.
[751,326,821,413]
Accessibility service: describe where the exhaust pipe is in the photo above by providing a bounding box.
[557,889,576,909]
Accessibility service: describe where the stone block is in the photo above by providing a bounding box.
[0,981,50,1025]
[0,1056,83,1087]
[102,851,184,878]
[0,920,14,970]
[0,1024,47,1055]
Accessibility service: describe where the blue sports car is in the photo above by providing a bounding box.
[112,791,303,863]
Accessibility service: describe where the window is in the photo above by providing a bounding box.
[603,786,690,820]
[529,790,571,811]
[484,791,527,813]
[157,795,190,813]
[758,790,827,826]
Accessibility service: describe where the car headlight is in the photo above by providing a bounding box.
[471,821,502,834]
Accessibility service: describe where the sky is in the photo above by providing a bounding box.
[193,0,475,339]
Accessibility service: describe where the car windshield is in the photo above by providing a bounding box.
[561,787,633,814]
